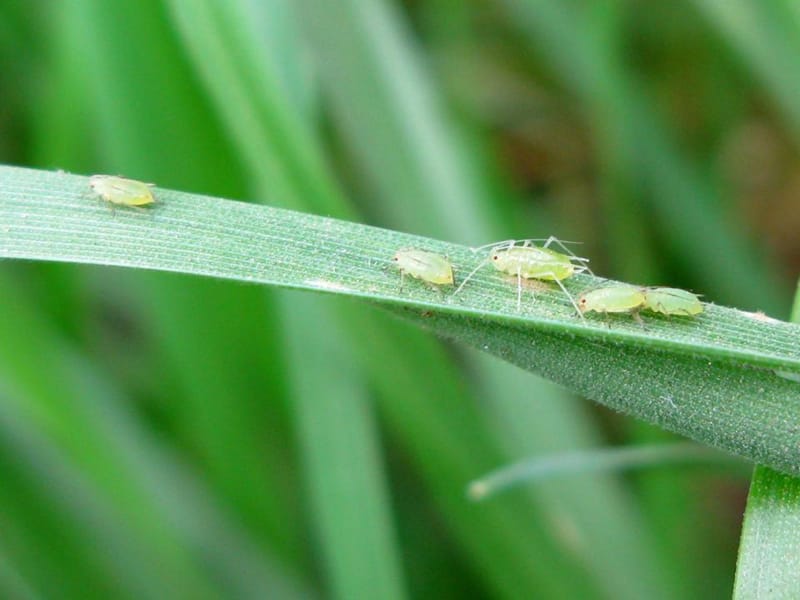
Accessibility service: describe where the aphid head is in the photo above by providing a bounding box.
[391,249,407,263]
[490,250,508,270]
[577,295,588,312]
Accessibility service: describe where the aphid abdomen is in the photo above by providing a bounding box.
[89,175,156,207]
[642,287,703,316]
[519,258,573,281]
[491,247,575,281]
[578,284,647,316]
[392,249,454,287]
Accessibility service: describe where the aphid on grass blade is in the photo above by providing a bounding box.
[391,248,454,291]
[578,284,703,324]
[455,237,590,316]
[642,287,703,317]
[578,284,647,324]
[88,175,156,208]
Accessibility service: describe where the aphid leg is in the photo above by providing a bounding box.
[90,192,116,215]
[541,235,558,250]
[516,266,523,311]
[523,267,581,316]
[632,310,646,328]
[428,282,445,298]
[546,273,585,320]
[399,270,405,293]
[453,257,488,296]
[540,236,595,275]
[541,235,580,255]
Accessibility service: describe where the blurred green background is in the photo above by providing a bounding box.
[1,1,798,598]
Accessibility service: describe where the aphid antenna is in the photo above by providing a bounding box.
[469,239,517,253]
[469,237,584,254]
[535,235,584,256]
[518,236,593,267]
[549,275,585,320]
[453,256,491,296]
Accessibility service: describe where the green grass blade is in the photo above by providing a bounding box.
[293,0,495,242]
[0,550,40,600]
[690,0,800,138]
[469,443,745,501]
[284,296,407,600]
[3,165,800,474]
[0,268,313,599]
[164,0,348,216]
[4,166,797,371]
[733,279,800,598]
[734,468,800,599]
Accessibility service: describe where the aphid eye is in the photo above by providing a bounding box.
[492,254,499,261]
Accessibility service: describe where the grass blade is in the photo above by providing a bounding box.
[469,442,744,500]
[284,296,407,600]
[2,166,800,474]
[733,278,800,598]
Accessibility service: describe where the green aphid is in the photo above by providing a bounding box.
[456,237,590,316]
[578,284,703,324]
[578,284,647,323]
[490,245,577,281]
[391,248,454,290]
[642,287,703,316]
[89,175,156,207]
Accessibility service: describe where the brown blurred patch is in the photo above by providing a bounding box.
[720,118,800,273]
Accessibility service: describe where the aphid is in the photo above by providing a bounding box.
[88,175,156,208]
[455,237,590,316]
[642,287,703,317]
[578,284,703,324]
[391,248,454,291]
[578,284,647,324]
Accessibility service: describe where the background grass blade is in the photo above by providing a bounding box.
[733,468,800,599]
[284,295,407,600]
[733,279,800,598]
[0,270,311,599]
[469,443,746,501]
